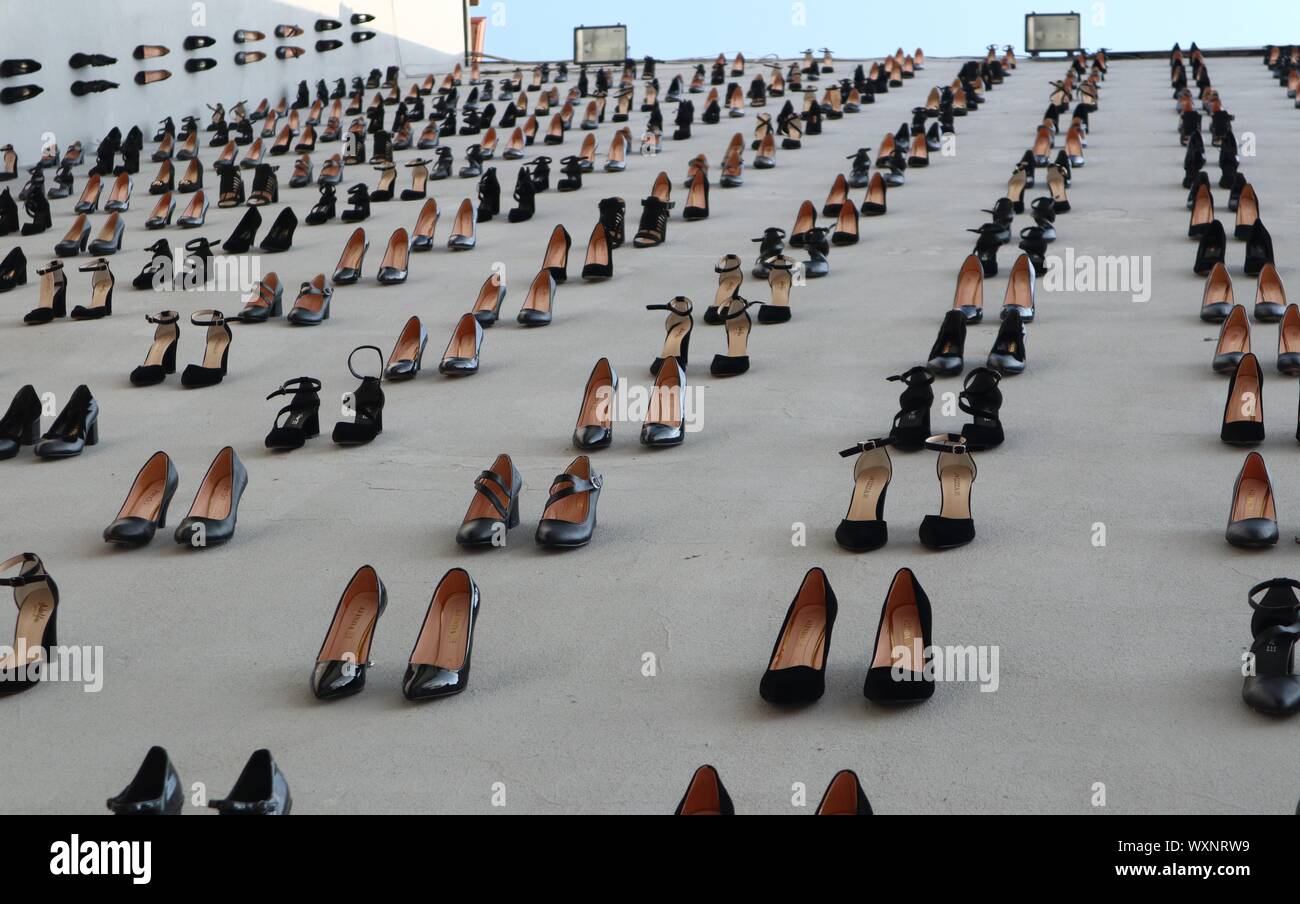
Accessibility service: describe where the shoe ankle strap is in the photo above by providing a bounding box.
[647,296,693,316]
[925,434,969,454]
[840,438,894,458]
[267,376,322,399]
[348,345,384,381]
[1249,578,1300,613]
[147,310,180,325]
[0,553,48,587]
[78,258,112,272]
[191,309,227,327]
[36,261,64,275]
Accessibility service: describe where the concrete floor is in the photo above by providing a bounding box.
[1,54,1296,815]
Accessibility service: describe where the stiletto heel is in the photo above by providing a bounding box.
[835,438,894,552]
[103,451,179,546]
[886,367,933,450]
[333,346,385,445]
[760,567,837,705]
[265,377,323,450]
[1221,354,1265,446]
[180,310,232,388]
[1226,451,1278,548]
[130,311,180,385]
[34,384,98,459]
[864,568,935,703]
[311,565,387,699]
[0,553,59,695]
[457,455,523,547]
[918,434,977,550]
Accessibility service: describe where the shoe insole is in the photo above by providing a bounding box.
[191,472,233,519]
[482,129,498,153]
[647,376,683,428]
[381,236,408,270]
[938,464,974,519]
[1281,313,1300,354]
[522,278,551,313]
[818,774,859,815]
[836,205,857,234]
[142,332,173,367]
[714,270,742,308]
[579,375,613,428]
[770,605,826,670]
[580,135,596,163]
[410,592,471,669]
[452,203,474,237]
[319,590,379,662]
[585,230,609,267]
[338,233,366,270]
[118,462,168,521]
[444,321,476,360]
[1228,371,1262,424]
[609,137,625,164]
[0,589,55,670]
[410,168,427,194]
[1232,477,1275,521]
[1033,134,1051,157]
[1238,195,1259,227]
[793,203,815,234]
[472,280,500,314]
[846,465,889,521]
[543,231,568,269]
[391,324,423,364]
[90,276,112,309]
[542,479,590,524]
[661,320,689,357]
[201,329,228,368]
[63,217,87,243]
[954,270,983,312]
[866,176,885,206]
[376,170,394,192]
[652,176,671,203]
[871,605,922,670]
[769,270,792,308]
[1218,317,1249,356]
[1004,272,1033,311]
[724,308,751,356]
[181,193,204,219]
[687,176,706,209]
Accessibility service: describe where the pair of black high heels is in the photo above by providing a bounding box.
[456,453,603,549]
[835,433,980,552]
[887,366,1005,452]
[0,383,98,460]
[131,310,232,388]
[760,567,936,706]
[1194,219,1275,277]
[311,566,480,702]
[108,747,289,815]
[675,766,872,815]
[104,447,247,548]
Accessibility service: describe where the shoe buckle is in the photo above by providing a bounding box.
[590,474,603,490]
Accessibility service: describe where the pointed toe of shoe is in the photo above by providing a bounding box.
[1212,352,1246,374]
[438,357,479,376]
[1242,676,1300,715]
[311,660,366,700]
[24,308,57,325]
[331,422,380,445]
[385,360,419,381]
[864,667,935,704]
[410,236,433,252]
[1255,303,1286,323]
[760,667,825,705]
[103,517,158,547]
[376,266,408,284]
[456,518,504,547]
[448,236,476,251]
[640,423,685,447]
[835,519,888,553]
[516,309,551,327]
[174,516,234,547]
[0,440,19,460]
[34,437,86,458]
[1278,353,1300,377]
[402,663,468,700]
[573,425,612,450]
[709,354,750,377]
[1226,518,1279,549]
[919,515,975,550]
[535,519,594,549]
[986,353,1025,375]
[927,355,963,377]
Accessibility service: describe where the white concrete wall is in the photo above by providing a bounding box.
[0,0,467,161]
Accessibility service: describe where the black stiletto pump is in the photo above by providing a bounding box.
[760,567,837,705]
[208,750,291,815]
[402,569,481,701]
[311,565,387,700]
[221,206,261,253]
[864,568,935,703]
[106,746,183,814]
[333,346,385,445]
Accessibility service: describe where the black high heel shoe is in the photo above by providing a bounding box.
[106,747,183,814]
[173,446,247,548]
[1243,579,1300,715]
[265,377,322,450]
[25,260,67,324]
[221,206,261,253]
[0,246,26,291]
[0,553,58,695]
[1226,451,1278,549]
[970,224,1001,277]
[919,435,977,550]
[180,310,232,388]
[835,438,894,552]
[0,385,42,460]
[103,451,179,546]
[648,296,693,375]
[674,765,735,816]
[1244,220,1275,278]
[131,311,180,385]
[340,183,371,222]
[987,308,1027,375]
[132,239,172,290]
[258,206,297,252]
[476,167,500,221]
[457,454,522,547]
[208,750,291,815]
[926,311,967,377]
[306,183,337,225]
[403,569,480,701]
[1194,219,1226,276]
[759,567,837,705]
[816,771,874,816]
[535,456,602,548]
[887,367,934,450]
[959,368,1005,450]
[863,567,935,704]
[34,385,99,459]
[1221,353,1266,446]
[333,346,385,445]
[311,565,387,700]
[573,358,617,450]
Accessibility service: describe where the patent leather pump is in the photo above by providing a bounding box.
[0,553,59,695]
[760,567,837,705]
[106,747,184,814]
[535,456,602,549]
[674,766,735,816]
[1226,451,1278,549]
[386,316,427,380]
[439,313,483,376]
[265,377,322,450]
[333,346,385,445]
[402,569,480,701]
[836,438,893,552]
[103,451,179,547]
[516,269,557,326]
[131,311,180,385]
[208,750,291,815]
[864,568,935,704]
[312,564,387,700]
[173,446,247,548]
[573,358,618,450]
[919,434,977,550]
[457,454,523,547]
[642,356,688,447]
